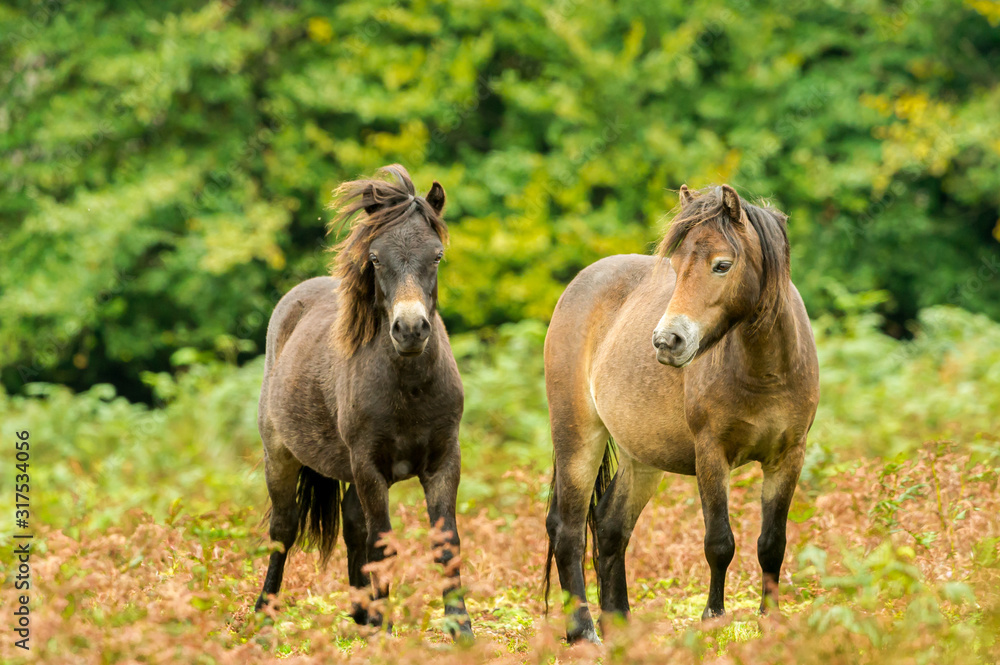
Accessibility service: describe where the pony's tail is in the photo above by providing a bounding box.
[543,465,557,615]
[296,466,342,567]
[587,438,617,605]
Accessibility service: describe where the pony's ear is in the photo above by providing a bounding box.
[426,181,446,216]
[679,184,694,207]
[720,184,742,223]
[362,185,381,215]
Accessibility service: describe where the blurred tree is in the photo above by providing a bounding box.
[1,0,998,398]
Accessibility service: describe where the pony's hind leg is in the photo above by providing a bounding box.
[594,454,662,623]
[341,483,369,625]
[758,444,805,614]
[256,443,302,611]
[549,424,609,643]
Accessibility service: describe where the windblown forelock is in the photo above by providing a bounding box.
[657,186,790,332]
[324,164,448,355]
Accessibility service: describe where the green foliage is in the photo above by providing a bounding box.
[1,303,998,663]
[0,359,266,529]
[808,305,1000,466]
[3,0,1000,394]
[452,319,549,450]
[3,304,998,531]
[796,542,982,657]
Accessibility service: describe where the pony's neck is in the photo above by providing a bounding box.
[728,285,801,381]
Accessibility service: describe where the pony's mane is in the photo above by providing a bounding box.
[657,186,790,330]
[327,164,448,355]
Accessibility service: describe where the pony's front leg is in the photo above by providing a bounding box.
[420,451,474,642]
[758,443,805,614]
[341,483,371,625]
[351,460,394,629]
[695,443,735,620]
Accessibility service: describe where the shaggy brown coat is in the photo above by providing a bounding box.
[544,184,819,643]
[254,165,472,640]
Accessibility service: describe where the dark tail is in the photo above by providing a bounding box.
[295,466,343,567]
[543,438,618,613]
[544,465,557,614]
[587,438,617,605]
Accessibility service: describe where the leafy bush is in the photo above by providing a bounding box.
[807,305,1000,477]
[3,0,1000,396]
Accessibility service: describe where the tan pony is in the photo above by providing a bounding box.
[544,184,819,643]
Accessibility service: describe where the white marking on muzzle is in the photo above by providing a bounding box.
[654,312,672,337]
[653,313,702,366]
[392,299,428,324]
[654,313,701,341]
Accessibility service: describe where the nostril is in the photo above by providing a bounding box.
[412,318,430,341]
[654,331,683,352]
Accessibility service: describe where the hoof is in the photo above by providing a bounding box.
[444,609,474,642]
[758,602,779,616]
[452,621,475,645]
[350,606,369,626]
[759,595,779,616]
[567,625,601,644]
[254,594,273,613]
[701,606,725,621]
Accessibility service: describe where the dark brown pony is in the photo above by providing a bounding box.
[255,164,473,640]
[544,184,819,642]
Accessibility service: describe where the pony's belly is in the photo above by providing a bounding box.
[608,417,697,476]
[270,418,355,483]
[296,437,355,483]
[591,368,697,475]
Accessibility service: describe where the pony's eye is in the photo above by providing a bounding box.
[369,253,380,266]
[713,260,732,274]
[434,251,444,264]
